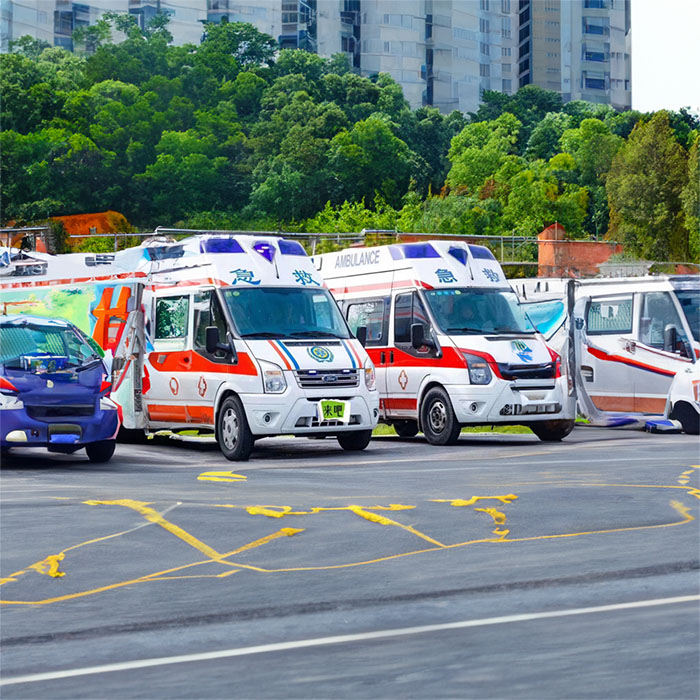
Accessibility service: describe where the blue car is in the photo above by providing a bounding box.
[0,315,119,462]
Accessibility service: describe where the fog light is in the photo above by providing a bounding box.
[5,430,27,443]
[263,413,272,424]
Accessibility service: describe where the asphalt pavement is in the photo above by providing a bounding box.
[1,427,698,698]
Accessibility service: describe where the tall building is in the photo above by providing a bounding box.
[518,0,631,110]
[1,0,207,52]
[1,0,631,113]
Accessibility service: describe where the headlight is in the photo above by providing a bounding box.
[462,352,492,385]
[364,360,376,391]
[259,360,286,393]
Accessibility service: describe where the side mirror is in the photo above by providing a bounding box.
[663,324,677,354]
[205,326,220,354]
[356,325,368,347]
[411,323,425,350]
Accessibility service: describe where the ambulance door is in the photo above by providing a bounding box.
[579,294,636,412]
[385,291,434,419]
[190,289,231,425]
[144,291,193,425]
[344,297,390,406]
[632,290,694,413]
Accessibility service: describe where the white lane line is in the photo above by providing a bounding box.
[2,595,697,687]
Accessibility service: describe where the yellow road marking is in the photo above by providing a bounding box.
[432,495,518,507]
[198,471,247,483]
[2,470,698,606]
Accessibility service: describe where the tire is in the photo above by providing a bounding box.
[420,387,461,446]
[530,419,575,442]
[85,440,116,463]
[394,420,419,438]
[216,395,254,461]
[337,429,372,451]
[117,427,149,444]
[670,402,700,435]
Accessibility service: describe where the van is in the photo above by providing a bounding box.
[0,315,119,461]
[515,275,700,434]
[314,240,575,443]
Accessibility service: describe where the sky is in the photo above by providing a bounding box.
[631,0,700,113]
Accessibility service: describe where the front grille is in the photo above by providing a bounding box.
[26,404,94,419]
[497,362,556,381]
[294,369,359,389]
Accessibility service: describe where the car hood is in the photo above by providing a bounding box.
[3,361,105,405]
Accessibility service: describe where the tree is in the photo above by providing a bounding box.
[327,115,419,207]
[525,112,571,161]
[195,21,277,82]
[446,112,521,192]
[607,111,689,260]
[681,134,700,261]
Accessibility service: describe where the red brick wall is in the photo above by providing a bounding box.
[538,227,623,277]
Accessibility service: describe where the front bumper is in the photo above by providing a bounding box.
[241,391,380,435]
[446,376,575,424]
[1,403,120,448]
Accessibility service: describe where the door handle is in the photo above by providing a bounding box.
[380,352,386,364]
[390,351,394,364]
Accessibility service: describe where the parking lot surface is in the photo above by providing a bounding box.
[1,427,699,698]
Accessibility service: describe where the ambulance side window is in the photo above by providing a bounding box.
[194,291,228,359]
[638,292,689,354]
[346,299,387,346]
[155,296,189,340]
[586,297,633,335]
[394,293,431,348]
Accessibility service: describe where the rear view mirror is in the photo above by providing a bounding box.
[411,323,425,350]
[205,326,220,354]
[356,325,368,347]
[663,324,677,354]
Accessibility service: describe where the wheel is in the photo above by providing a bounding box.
[337,429,372,451]
[117,427,149,444]
[670,402,700,435]
[216,395,254,461]
[393,420,419,438]
[85,440,116,463]
[529,419,575,442]
[420,387,461,445]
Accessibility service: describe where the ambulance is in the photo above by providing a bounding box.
[313,240,575,443]
[0,234,379,460]
[515,275,700,435]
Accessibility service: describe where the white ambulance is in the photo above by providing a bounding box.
[313,240,575,443]
[0,235,379,460]
[515,275,700,435]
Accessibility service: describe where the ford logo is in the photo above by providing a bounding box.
[322,375,338,383]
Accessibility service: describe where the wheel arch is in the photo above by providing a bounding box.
[212,385,242,441]
[416,379,447,431]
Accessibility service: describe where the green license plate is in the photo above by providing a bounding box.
[318,400,349,423]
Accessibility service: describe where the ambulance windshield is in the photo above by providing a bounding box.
[222,287,350,339]
[674,289,699,342]
[424,288,536,335]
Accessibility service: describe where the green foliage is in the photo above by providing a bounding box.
[2,19,696,264]
[607,112,690,260]
[681,134,700,261]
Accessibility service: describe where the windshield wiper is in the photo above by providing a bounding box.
[289,330,343,339]
[491,328,536,335]
[445,326,482,334]
[240,331,286,339]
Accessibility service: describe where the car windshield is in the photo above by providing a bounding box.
[221,287,351,339]
[0,322,101,370]
[424,288,536,335]
[674,289,700,342]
